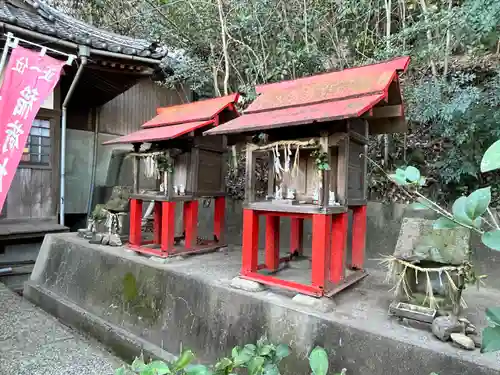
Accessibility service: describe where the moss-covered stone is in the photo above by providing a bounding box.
[394,218,470,265]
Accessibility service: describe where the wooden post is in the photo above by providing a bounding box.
[161,201,176,253]
[164,150,173,199]
[311,214,331,291]
[330,212,348,283]
[290,218,304,255]
[267,151,274,199]
[132,143,140,194]
[129,198,143,246]
[319,133,330,209]
[336,136,349,205]
[265,215,280,271]
[241,209,259,274]
[351,205,367,269]
[214,196,225,243]
[244,144,256,204]
[184,200,199,249]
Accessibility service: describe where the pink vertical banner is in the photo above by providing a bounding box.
[0,46,65,211]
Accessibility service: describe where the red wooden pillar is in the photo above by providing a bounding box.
[129,198,143,247]
[290,218,304,255]
[161,201,176,253]
[311,214,331,291]
[184,200,199,249]
[241,209,259,274]
[182,202,188,234]
[265,215,280,271]
[214,196,225,242]
[153,201,162,244]
[351,205,367,269]
[330,212,348,284]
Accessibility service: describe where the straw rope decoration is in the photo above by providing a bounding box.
[253,139,321,182]
[380,255,469,310]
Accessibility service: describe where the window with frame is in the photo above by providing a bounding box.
[21,118,51,164]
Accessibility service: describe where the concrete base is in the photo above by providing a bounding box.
[291,294,336,313]
[24,234,500,375]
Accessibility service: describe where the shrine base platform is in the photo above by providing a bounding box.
[24,233,500,375]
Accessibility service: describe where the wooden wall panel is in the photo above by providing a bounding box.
[6,168,53,219]
[99,80,191,136]
[197,150,223,193]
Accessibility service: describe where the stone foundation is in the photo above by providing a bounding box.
[24,234,500,375]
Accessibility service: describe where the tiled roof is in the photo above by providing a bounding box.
[0,0,166,59]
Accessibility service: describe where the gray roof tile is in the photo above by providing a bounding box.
[0,0,166,59]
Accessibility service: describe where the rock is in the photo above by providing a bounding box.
[471,334,482,348]
[450,333,475,350]
[109,234,122,247]
[465,326,477,335]
[77,228,90,238]
[101,234,110,246]
[432,316,463,341]
[217,246,228,253]
[230,277,267,292]
[89,233,103,245]
[458,317,471,325]
[292,294,336,313]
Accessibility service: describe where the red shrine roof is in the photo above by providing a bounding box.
[204,57,409,136]
[103,93,240,145]
[143,93,240,128]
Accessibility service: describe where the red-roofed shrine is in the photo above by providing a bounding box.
[105,94,240,258]
[205,57,410,297]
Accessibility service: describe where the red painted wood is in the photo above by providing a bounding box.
[242,209,259,273]
[129,198,143,247]
[265,215,280,271]
[184,200,199,249]
[290,218,304,255]
[311,214,331,290]
[330,212,348,284]
[214,196,225,242]
[241,272,322,297]
[153,201,162,244]
[351,205,367,269]
[161,201,176,253]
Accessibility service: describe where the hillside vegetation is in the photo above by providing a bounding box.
[51,0,500,204]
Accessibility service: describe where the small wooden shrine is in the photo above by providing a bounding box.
[205,57,410,297]
[103,94,240,257]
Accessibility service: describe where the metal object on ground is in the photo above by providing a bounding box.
[388,301,437,323]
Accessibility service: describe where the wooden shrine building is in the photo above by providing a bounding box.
[103,94,240,258]
[205,57,410,297]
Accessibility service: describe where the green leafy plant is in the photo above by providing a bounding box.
[116,340,355,375]
[156,153,173,174]
[115,350,199,375]
[214,336,290,375]
[311,151,330,171]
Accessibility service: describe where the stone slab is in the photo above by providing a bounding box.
[24,234,500,375]
[394,217,470,264]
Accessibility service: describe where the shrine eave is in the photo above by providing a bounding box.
[204,93,386,135]
[204,56,410,136]
[102,120,214,145]
[142,93,240,128]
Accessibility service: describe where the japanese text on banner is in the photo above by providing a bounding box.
[0,46,65,211]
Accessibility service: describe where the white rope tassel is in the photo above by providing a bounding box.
[292,146,300,178]
[284,144,291,172]
[273,145,283,179]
